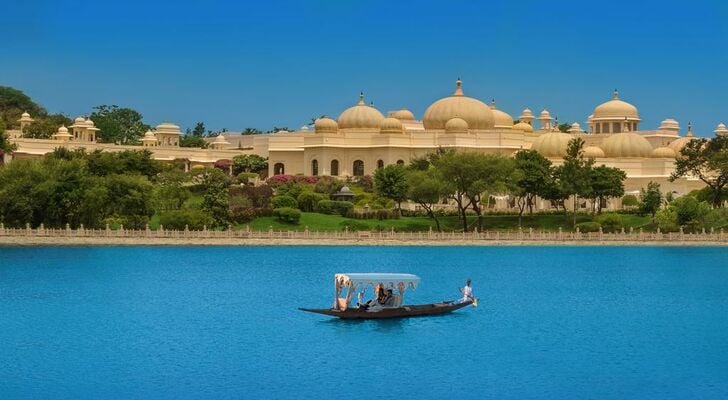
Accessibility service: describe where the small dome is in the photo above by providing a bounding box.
[539,109,552,119]
[379,117,404,134]
[314,117,338,133]
[659,118,680,133]
[531,131,572,157]
[57,125,69,133]
[513,121,534,133]
[445,117,469,133]
[583,145,605,158]
[85,118,95,127]
[651,146,677,158]
[74,116,86,124]
[390,108,415,121]
[592,90,639,120]
[156,122,180,130]
[568,122,584,133]
[668,136,695,153]
[489,101,513,129]
[601,132,653,158]
[143,130,156,138]
[337,93,385,129]
[714,123,727,136]
[423,79,495,130]
[520,107,534,120]
[213,134,230,145]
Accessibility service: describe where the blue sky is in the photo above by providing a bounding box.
[2,0,727,136]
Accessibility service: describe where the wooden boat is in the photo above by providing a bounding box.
[300,299,473,320]
[299,273,475,320]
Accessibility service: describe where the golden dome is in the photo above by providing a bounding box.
[539,109,552,119]
[337,93,384,129]
[142,130,156,138]
[714,123,727,136]
[57,125,69,134]
[489,101,513,129]
[445,117,469,133]
[74,116,86,124]
[668,124,695,152]
[651,146,677,158]
[379,117,404,134]
[592,90,640,120]
[513,121,534,133]
[531,131,572,157]
[582,145,605,158]
[520,107,534,120]
[390,108,415,121]
[314,117,339,133]
[601,132,653,158]
[423,79,494,130]
[568,122,584,133]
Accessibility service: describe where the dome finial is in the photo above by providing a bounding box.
[358,92,365,105]
[613,89,619,99]
[490,99,496,108]
[454,78,463,96]
[687,122,693,137]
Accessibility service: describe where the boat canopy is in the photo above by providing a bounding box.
[335,273,420,290]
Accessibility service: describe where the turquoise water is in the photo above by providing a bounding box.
[1,246,726,399]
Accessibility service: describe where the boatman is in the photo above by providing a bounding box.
[459,279,473,303]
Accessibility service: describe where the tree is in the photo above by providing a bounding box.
[0,121,16,157]
[541,167,570,219]
[232,154,268,176]
[513,150,552,225]
[180,134,208,148]
[242,128,262,135]
[22,114,72,139]
[192,122,206,137]
[374,164,409,212]
[559,138,594,226]
[670,135,728,207]
[588,165,626,213]
[432,150,477,231]
[155,170,190,211]
[201,169,230,227]
[90,105,149,144]
[0,86,46,129]
[638,181,662,222]
[406,169,445,231]
[558,123,571,133]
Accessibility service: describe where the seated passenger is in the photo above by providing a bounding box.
[381,289,395,307]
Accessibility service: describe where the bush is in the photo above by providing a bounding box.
[622,194,638,208]
[160,209,214,230]
[297,191,324,212]
[314,176,344,196]
[575,222,601,232]
[655,208,679,232]
[229,196,255,223]
[237,172,259,184]
[596,213,623,233]
[339,219,369,231]
[273,207,301,224]
[317,200,354,215]
[271,195,298,209]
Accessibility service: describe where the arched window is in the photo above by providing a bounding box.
[377,159,384,169]
[353,160,364,177]
[396,159,405,166]
[311,159,319,176]
[330,160,339,176]
[274,163,285,175]
[612,122,621,133]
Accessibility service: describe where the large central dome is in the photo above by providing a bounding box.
[337,93,385,129]
[423,80,495,130]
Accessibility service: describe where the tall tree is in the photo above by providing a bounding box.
[0,86,46,129]
[201,169,230,228]
[192,122,206,137]
[638,181,662,222]
[242,127,262,135]
[374,164,409,212]
[90,105,149,144]
[559,138,594,226]
[513,150,552,225]
[588,165,626,213]
[406,169,445,231]
[1,121,17,158]
[232,154,268,176]
[670,135,728,207]
[22,114,72,139]
[433,151,478,232]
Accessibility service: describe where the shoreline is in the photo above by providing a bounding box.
[1,236,726,247]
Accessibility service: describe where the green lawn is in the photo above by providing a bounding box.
[242,212,654,232]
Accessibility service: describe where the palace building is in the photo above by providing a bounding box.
[5,79,725,209]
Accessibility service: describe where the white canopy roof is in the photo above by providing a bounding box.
[335,273,420,290]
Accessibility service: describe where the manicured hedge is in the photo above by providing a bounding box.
[273,207,301,224]
[317,200,354,215]
[271,195,298,209]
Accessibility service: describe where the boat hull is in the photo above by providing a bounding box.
[299,300,473,319]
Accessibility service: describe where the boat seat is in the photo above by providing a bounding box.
[393,295,403,308]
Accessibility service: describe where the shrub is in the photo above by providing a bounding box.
[575,222,601,232]
[228,196,255,223]
[271,195,298,209]
[596,213,623,233]
[297,191,324,212]
[160,209,214,230]
[339,219,369,231]
[655,208,679,232]
[266,174,295,188]
[273,207,301,224]
[237,172,259,184]
[254,207,273,217]
[314,176,344,196]
[622,194,638,208]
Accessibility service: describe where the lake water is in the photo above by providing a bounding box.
[1,246,726,399]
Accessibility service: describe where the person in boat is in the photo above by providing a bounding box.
[458,279,473,303]
[358,285,386,310]
[381,289,395,307]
